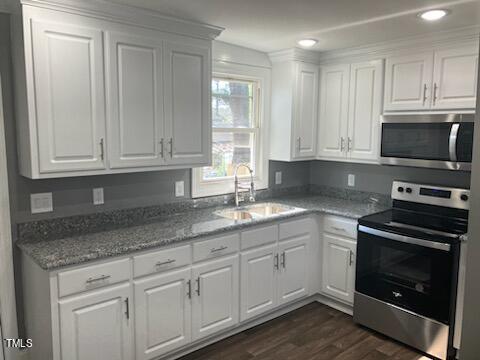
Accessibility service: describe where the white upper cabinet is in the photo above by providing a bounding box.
[384,53,433,111]
[384,45,478,112]
[164,42,211,166]
[15,3,221,178]
[347,60,383,162]
[269,51,319,162]
[107,32,165,169]
[317,60,383,163]
[31,20,107,174]
[318,64,350,159]
[293,62,319,158]
[432,47,478,110]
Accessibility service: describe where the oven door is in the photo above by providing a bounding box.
[356,225,457,324]
[380,119,474,171]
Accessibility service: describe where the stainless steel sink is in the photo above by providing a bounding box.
[215,203,297,220]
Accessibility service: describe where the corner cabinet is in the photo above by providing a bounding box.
[317,59,383,163]
[384,45,478,112]
[14,3,220,178]
[269,50,319,161]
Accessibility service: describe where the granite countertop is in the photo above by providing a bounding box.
[17,194,388,271]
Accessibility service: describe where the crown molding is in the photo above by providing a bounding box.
[268,47,321,64]
[318,25,480,63]
[20,0,224,40]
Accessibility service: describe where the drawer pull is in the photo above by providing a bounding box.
[331,226,346,232]
[210,245,227,253]
[155,259,176,267]
[86,274,111,284]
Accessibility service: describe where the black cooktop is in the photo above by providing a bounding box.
[359,205,468,244]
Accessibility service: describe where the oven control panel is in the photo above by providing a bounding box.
[392,181,470,210]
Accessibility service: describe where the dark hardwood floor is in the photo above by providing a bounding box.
[180,302,431,360]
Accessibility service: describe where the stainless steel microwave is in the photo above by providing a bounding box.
[380,114,475,171]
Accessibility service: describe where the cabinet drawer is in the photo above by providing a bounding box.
[241,225,278,250]
[133,245,191,278]
[279,218,312,240]
[58,258,130,297]
[324,216,357,239]
[193,233,240,262]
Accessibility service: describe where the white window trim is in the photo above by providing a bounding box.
[192,61,271,198]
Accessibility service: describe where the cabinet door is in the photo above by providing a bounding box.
[134,268,191,360]
[31,20,106,173]
[107,32,165,169]
[277,235,309,306]
[293,62,318,159]
[322,234,356,304]
[240,244,277,321]
[318,64,350,159]
[164,42,210,166]
[58,284,131,360]
[432,46,478,110]
[384,53,434,111]
[192,255,239,340]
[347,60,383,162]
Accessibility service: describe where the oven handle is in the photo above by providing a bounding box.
[358,225,451,252]
[449,123,460,162]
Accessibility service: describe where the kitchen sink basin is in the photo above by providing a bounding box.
[215,203,297,220]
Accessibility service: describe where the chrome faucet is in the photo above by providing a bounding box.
[234,164,255,207]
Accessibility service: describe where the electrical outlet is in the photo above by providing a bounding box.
[275,171,282,185]
[30,193,53,214]
[175,181,185,197]
[93,188,104,205]
[348,174,355,187]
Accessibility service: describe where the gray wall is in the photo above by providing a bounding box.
[310,161,471,194]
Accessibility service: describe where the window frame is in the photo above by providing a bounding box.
[192,63,270,198]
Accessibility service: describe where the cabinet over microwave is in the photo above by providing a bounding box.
[380,114,475,171]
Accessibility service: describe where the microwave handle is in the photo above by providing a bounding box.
[449,123,460,162]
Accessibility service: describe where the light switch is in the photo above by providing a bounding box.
[275,171,282,185]
[175,181,185,197]
[348,174,355,187]
[30,193,53,214]
[93,188,104,205]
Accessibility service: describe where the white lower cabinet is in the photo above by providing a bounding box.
[191,255,239,341]
[134,268,191,360]
[322,233,356,304]
[277,236,309,305]
[58,283,132,360]
[240,244,278,321]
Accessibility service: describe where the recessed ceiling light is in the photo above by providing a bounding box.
[297,39,318,48]
[418,9,450,21]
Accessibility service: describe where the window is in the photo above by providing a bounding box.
[192,69,269,198]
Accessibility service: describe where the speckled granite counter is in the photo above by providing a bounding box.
[17,193,389,271]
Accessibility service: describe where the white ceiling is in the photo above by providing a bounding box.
[107,0,480,53]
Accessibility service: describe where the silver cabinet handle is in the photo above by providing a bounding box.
[422,84,427,105]
[187,280,192,299]
[196,277,200,296]
[340,137,345,152]
[332,226,346,232]
[86,274,111,284]
[210,245,227,253]
[159,138,164,158]
[99,138,105,161]
[347,137,352,152]
[168,138,173,157]
[433,83,438,106]
[156,259,176,267]
[274,253,279,270]
[124,298,130,319]
[449,123,460,162]
[281,252,286,268]
[297,137,301,151]
[349,250,354,266]
[392,291,402,298]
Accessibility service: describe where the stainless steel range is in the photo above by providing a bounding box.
[354,181,469,360]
